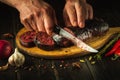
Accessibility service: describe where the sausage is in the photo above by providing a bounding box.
[35,32,56,51]
[19,31,36,47]
[52,33,73,47]
[63,19,109,41]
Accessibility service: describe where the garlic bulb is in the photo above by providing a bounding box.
[8,48,25,67]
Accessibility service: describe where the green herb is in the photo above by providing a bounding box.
[94,33,120,60]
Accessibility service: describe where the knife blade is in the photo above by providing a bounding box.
[55,25,98,53]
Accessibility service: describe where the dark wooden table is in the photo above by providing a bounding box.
[0,1,120,80]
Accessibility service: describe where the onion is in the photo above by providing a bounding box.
[0,40,13,59]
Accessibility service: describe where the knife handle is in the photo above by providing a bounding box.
[53,25,61,34]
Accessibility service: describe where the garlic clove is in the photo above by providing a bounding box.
[8,53,15,66]
[8,48,25,67]
[13,51,21,67]
[15,48,25,67]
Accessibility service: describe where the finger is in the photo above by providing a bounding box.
[43,11,54,35]
[66,6,77,26]
[30,16,38,32]
[63,9,72,27]
[87,4,93,19]
[75,3,86,28]
[36,15,46,32]
[85,5,89,20]
[21,18,33,31]
[28,15,38,32]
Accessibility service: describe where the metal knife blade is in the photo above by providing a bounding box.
[55,25,98,53]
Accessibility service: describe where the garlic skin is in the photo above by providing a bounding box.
[8,48,25,67]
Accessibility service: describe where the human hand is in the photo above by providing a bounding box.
[63,0,93,28]
[16,0,57,35]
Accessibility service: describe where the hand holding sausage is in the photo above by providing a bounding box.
[63,0,93,28]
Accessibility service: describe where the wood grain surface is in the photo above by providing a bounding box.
[16,27,120,59]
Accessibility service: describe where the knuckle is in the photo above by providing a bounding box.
[21,15,33,21]
[33,11,40,17]
[42,6,53,14]
[20,17,27,23]
[42,7,49,13]
[28,15,33,19]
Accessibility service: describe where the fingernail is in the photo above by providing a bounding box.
[73,21,77,27]
[79,22,85,28]
[48,29,53,36]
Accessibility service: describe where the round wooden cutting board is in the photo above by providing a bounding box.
[16,27,120,59]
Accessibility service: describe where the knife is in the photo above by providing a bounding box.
[54,25,98,53]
